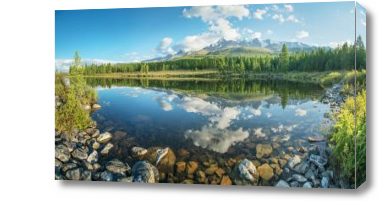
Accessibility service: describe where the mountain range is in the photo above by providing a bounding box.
[146,38,331,62]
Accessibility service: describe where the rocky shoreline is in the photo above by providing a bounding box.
[55,84,351,188]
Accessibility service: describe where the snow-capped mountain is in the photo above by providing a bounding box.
[145,38,330,62]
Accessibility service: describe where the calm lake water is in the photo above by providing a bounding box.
[88,77,330,182]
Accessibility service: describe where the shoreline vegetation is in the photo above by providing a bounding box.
[55,39,366,187]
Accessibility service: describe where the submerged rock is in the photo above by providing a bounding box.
[131,147,148,157]
[100,171,113,181]
[92,104,101,110]
[292,174,307,183]
[106,159,130,175]
[155,147,169,165]
[97,132,112,143]
[257,163,274,181]
[87,150,98,164]
[65,168,81,180]
[71,148,88,161]
[256,144,273,159]
[100,143,114,155]
[309,154,327,168]
[132,161,159,183]
[145,147,176,173]
[275,180,290,187]
[321,176,330,188]
[303,182,312,188]
[220,176,232,185]
[308,136,325,142]
[238,159,257,182]
[175,162,186,173]
[288,155,301,169]
[55,144,70,162]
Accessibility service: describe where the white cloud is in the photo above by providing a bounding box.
[174,32,220,52]
[209,18,240,41]
[179,5,249,52]
[272,14,285,23]
[296,30,309,39]
[183,5,249,22]
[267,29,273,35]
[250,108,262,116]
[184,125,249,153]
[250,31,262,39]
[254,128,266,138]
[155,37,176,55]
[210,107,240,129]
[284,4,294,12]
[295,108,307,116]
[253,9,267,20]
[217,5,250,20]
[182,6,218,22]
[287,15,301,23]
[159,37,173,49]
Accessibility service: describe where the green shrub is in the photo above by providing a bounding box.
[330,90,366,186]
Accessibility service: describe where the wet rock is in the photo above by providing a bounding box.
[131,147,148,157]
[305,169,316,182]
[66,168,81,180]
[303,182,312,188]
[83,161,94,170]
[92,104,101,109]
[100,171,113,181]
[61,163,77,173]
[290,181,299,187]
[186,161,198,174]
[238,159,257,182]
[93,163,101,171]
[308,136,325,142]
[293,162,309,174]
[145,147,176,173]
[181,179,194,184]
[279,159,287,167]
[71,148,88,160]
[100,142,114,155]
[196,171,206,183]
[309,154,327,168]
[205,164,218,175]
[177,148,190,158]
[106,159,130,175]
[220,176,232,185]
[175,162,186,173]
[114,131,127,140]
[132,161,159,183]
[91,129,100,138]
[321,176,330,188]
[118,176,134,182]
[87,150,98,164]
[292,174,307,183]
[226,158,236,167]
[216,168,226,177]
[275,180,290,187]
[256,144,273,159]
[97,132,112,143]
[55,159,62,168]
[55,144,70,162]
[288,155,301,169]
[81,170,92,181]
[258,164,274,181]
[92,141,100,150]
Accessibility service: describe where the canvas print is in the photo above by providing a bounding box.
[55,1,367,188]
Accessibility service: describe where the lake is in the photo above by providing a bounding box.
[88,77,331,184]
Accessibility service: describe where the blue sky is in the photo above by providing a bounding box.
[55,1,366,64]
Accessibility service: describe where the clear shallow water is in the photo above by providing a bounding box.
[89,78,330,183]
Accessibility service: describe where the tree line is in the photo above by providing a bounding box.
[79,35,366,75]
